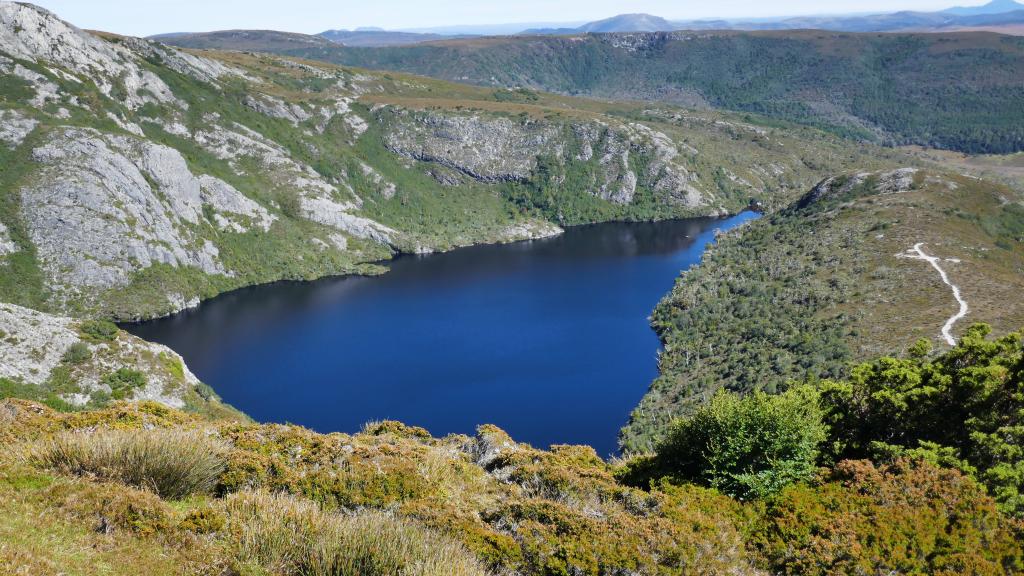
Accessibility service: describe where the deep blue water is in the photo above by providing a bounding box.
[126,212,757,456]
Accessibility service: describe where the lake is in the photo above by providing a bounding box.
[126,212,758,456]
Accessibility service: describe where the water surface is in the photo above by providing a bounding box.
[127,212,757,456]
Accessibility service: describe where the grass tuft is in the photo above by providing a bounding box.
[224,490,486,576]
[32,429,227,499]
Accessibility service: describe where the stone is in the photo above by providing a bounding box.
[0,108,37,147]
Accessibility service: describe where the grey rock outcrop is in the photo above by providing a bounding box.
[0,302,209,409]
[243,94,312,125]
[382,110,560,182]
[0,108,36,147]
[0,221,16,256]
[382,108,705,207]
[0,2,178,109]
[20,127,270,305]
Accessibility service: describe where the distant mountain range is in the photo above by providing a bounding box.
[522,14,679,35]
[944,0,1024,15]
[153,0,1024,48]
[318,29,463,47]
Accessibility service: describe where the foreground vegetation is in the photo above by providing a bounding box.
[2,325,1023,574]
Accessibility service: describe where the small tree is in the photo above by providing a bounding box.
[655,385,827,500]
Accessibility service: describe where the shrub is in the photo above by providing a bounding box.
[654,385,826,500]
[753,459,1024,575]
[42,478,173,537]
[33,429,227,499]
[61,342,91,365]
[276,191,303,219]
[78,319,119,342]
[223,491,486,576]
[101,368,147,400]
[819,325,1024,516]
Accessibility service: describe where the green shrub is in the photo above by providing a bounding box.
[224,491,486,576]
[102,368,146,400]
[819,324,1024,516]
[61,342,91,365]
[654,385,827,500]
[78,319,119,342]
[33,429,227,499]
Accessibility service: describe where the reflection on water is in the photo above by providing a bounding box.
[126,213,758,456]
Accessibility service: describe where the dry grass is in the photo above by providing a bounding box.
[224,490,487,576]
[31,428,227,499]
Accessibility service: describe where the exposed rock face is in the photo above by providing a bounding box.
[0,108,36,147]
[0,221,16,256]
[243,94,312,125]
[20,127,271,304]
[499,220,564,242]
[0,301,76,385]
[198,176,276,233]
[299,196,397,245]
[0,1,779,323]
[118,36,251,83]
[381,108,705,207]
[187,119,399,243]
[382,110,560,182]
[0,2,177,109]
[800,167,920,209]
[316,98,368,137]
[0,302,210,409]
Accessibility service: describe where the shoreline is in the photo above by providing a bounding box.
[120,209,746,328]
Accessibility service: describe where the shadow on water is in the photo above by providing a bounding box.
[126,212,758,456]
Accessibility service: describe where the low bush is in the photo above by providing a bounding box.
[32,429,227,499]
[101,368,147,400]
[61,342,91,365]
[224,490,486,576]
[652,385,826,500]
[78,320,119,342]
[753,459,1024,575]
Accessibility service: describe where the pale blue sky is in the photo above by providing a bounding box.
[30,0,988,36]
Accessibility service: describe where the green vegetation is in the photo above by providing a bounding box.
[61,342,91,365]
[79,319,119,342]
[3,328,1023,576]
[820,324,1024,516]
[754,458,1023,575]
[642,386,826,500]
[269,32,1024,154]
[622,169,1024,451]
[101,368,147,400]
[0,27,920,321]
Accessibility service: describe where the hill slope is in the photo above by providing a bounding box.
[622,168,1024,450]
[258,31,1024,154]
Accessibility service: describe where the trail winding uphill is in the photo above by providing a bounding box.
[899,242,969,345]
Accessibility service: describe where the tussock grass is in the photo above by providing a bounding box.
[224,490,486,576]
[32,429,226,499]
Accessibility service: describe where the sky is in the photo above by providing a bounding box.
[28,0,991,37]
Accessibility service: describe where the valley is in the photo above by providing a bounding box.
[1,1,1023,574]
